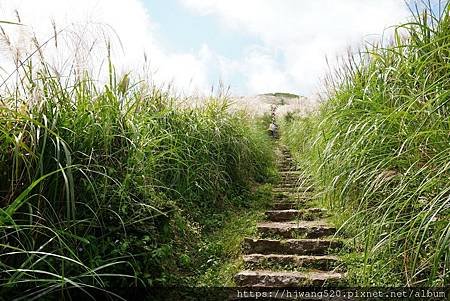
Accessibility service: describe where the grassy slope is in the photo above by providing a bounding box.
[0,57,275,298]
[283,5,450,286]
[195,183,273,286]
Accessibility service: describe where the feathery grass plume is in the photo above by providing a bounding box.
[283,0,450,286]
[0,15,274,299]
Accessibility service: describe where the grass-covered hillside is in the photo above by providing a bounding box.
[0,50,274,298]
[283,4,450,286]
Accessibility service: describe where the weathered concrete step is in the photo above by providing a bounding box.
[279,175,309,181]
[257,220,336,239]
[277,159,294,163]
[279,180,303,186]
[278,161,294,165]
[274,192,313,201]
[273,187,313,193]
[279,177,303,182]
[280,171,306,175]
[277,167,297,172]
[279,177,307,182]
[274,182,300,188]
[279,171,302,175]
[274,186,301,191]
[278,178,301,182]
[274,191,311,197]
[274,185,313,192]
[277,158,293,163]
[277,160,294,163]
[278,168,299,172]
[278,153,293,157]
[272,202,300,210]
[265,208,326,222]
[278,169,304,173]
[243,254,341,271]
[276,183,308,187]
[277,161,295,166]
[243,238,342,255]
[234,270,345,287]
[276,163,297,172]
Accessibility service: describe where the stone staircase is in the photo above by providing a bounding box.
[234,146,346,287]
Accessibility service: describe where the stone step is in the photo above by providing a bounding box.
[277,160,295,164]
[274,184,313,189]
[279,175,309,181]
[273,192,313,201]
[277,178,304,186]
[273,187,313,193]
[274,185,313,191]
[274,191,309,197]
[278,160,292,164]
[257,220,336,239]
[274,183,312,188]
[278,152,292,156]
[272,202,299,210]
[265,210,298,222]
[277,159,293,163]
[275,179,304,187]
[277,167,297,171]
[273,186,300,191]
[243,254,341,271]
[279,171,302,175]
[279,180,302,186]
[275,182,299,187]
[278,168,298,173]
[243,238,343,255]
[280,175,305,180]
[277,158,293,162]
[279,178,303,182]
[234,270,345,287]
[280,171,306,175]
[279,161,293,164]
[277,161,295,165]
[277,165,295,169]
[264,208,327,222]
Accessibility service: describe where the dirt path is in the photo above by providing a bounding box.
[234,144,346,287]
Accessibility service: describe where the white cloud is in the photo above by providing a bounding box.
[180,0,411,96]
[0,0,210,94]
[243,46,294,94]
[0,0,414,97]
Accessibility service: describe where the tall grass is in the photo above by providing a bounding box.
[0,35,273,298]
[283,2,450,286]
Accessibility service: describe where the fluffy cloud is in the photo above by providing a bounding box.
[0,0,210,94]
[180,0,411,95]
[0,0,414,96]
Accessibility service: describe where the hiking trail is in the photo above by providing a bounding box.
[234,144,347,287]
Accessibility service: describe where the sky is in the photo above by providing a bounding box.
[0,0,444,97]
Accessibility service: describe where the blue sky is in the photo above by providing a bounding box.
[144,0,258,93]
[141,0,416,95]
[0,0,446,96]
[145,0,260,58]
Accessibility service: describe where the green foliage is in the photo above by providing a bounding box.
[0,56,273,297]
[195,184,273,286]
[283,3,450,286]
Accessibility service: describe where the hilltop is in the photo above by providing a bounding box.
[230,92,316,117]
